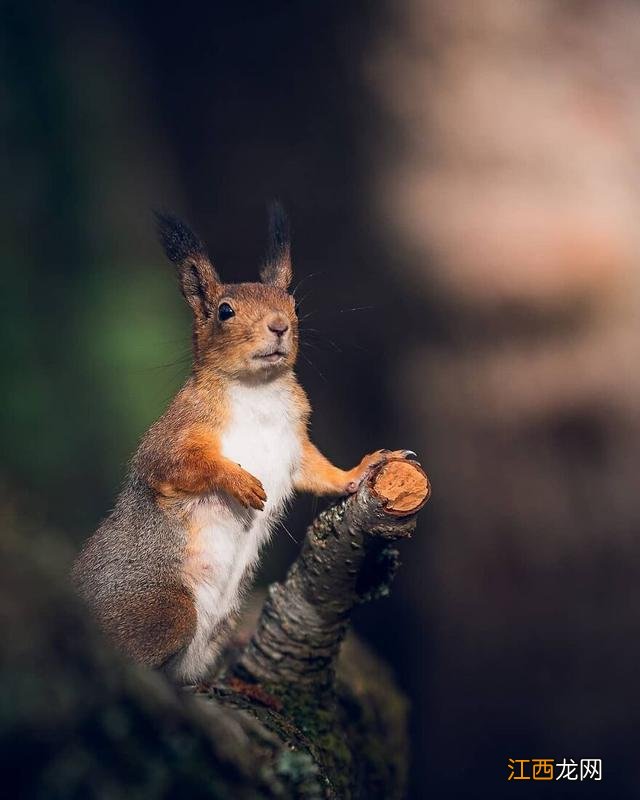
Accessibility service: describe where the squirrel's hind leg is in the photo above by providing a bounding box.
[168,614,237,687]
[100,582,197,671]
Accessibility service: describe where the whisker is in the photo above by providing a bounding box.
[298,349,328,383]
[297,304,376,326]
[300,336,342,355]
[130,355,192,374]
[349,341,372,355]
[295,288,315,304]
[337,305,376,314]
[300,328,345,353]
[292,270,326,297]
[279,520,299,544]
[299,341,322,353]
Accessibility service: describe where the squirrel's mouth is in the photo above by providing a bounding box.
[253,348,287,364]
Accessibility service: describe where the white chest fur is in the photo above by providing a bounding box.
[221,380,302,514]
[177,379,301,682]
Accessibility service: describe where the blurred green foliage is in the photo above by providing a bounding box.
[1,4,195,537]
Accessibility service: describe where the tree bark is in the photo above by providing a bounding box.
[3,459,430,800]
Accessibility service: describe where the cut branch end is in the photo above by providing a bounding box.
[369,458,431,516]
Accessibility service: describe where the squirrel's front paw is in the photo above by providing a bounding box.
[224,467,267,510]
[345,449,417,494]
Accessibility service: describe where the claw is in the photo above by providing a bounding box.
[383,449,417,461]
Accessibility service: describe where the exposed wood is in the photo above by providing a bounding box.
[370,458,431,516]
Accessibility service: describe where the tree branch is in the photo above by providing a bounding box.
[236,458,430,688]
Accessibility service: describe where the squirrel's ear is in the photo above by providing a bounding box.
[260,200,292,289]
[155,212,220,320]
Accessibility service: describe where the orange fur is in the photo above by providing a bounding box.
[183,518,210,591]
[145,423,266,510]
[294,438,410,496]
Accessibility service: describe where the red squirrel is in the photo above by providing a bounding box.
[72,203,414,683]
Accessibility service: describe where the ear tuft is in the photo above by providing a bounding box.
[260,200,292,289]
[153,211,220,319]
[154,211,208,265]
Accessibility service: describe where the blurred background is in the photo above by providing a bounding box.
[2,0,640,797]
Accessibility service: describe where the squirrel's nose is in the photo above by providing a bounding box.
[268,316,289,336]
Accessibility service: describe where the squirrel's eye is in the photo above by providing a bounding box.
[218,302,235,321]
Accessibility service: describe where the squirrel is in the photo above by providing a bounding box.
[72,202,414,684]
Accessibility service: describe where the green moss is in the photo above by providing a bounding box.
[254,683,354,799]
[275,750,325,799]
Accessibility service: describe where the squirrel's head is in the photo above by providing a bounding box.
[156,202,298,379]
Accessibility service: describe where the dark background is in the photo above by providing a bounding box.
[2,1,639,797]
